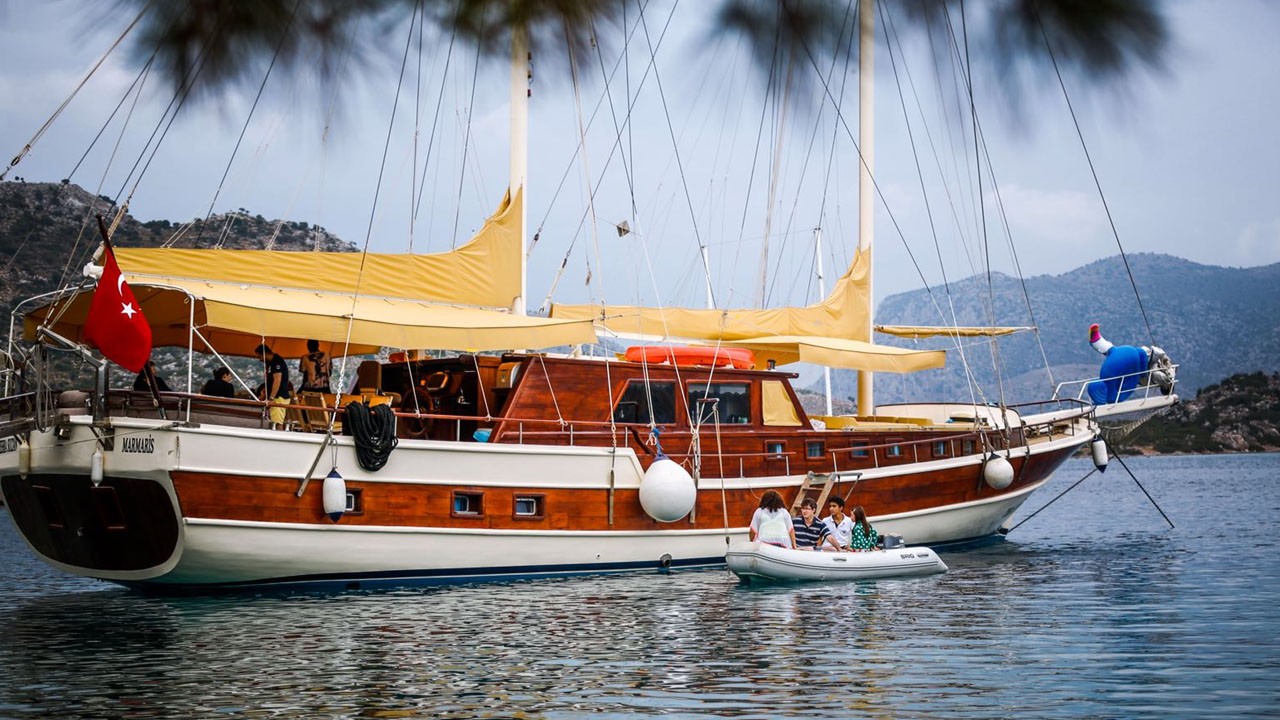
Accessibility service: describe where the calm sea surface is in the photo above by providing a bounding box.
[1,453,1277,718]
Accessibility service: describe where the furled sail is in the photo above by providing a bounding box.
[876,325,1030,339]
[550,248,872,342]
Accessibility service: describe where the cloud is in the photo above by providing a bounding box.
[1232,219,1280,267]
[991,184,1106,248]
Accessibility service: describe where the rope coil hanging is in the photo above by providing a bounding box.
[345,402,399,472]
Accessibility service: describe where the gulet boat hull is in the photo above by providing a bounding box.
[0,410,1086,591]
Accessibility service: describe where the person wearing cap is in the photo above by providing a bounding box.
[200,366,236,398]
[255,343,293,428]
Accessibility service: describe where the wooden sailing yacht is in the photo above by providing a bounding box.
[0,2,1121,591]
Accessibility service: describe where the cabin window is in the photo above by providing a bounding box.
[345,488,364,515]
[806,441,825,459]
[688,383,750,424]
[33,485,64,529]
[514,494,545,519]
[850,441,870,458]
[613,381,676,424]
[886,439,905,459]
[765,441,786,458]
[932,441,949,458]
[452,491,484,517]
[962,439,976,456]
[91,486,127,531]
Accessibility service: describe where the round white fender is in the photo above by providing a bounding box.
[639,457,696,522]
[322,468,347,522]
[1091,436,1109,473]
[983,453,1014,490]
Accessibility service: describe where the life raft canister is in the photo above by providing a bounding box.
[624,345,756,370]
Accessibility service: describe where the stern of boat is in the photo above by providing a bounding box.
[0,416,183,583]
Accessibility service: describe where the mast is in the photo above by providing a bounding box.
[815,226,833,416]
[510,25,530,316]
[856,0,875,417]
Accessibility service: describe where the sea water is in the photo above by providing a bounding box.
[0,453,1276,718]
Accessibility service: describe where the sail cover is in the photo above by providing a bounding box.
[550,248,872,341]
[876,325,1030,339]
[24,189,599,356]
[721,336,945,373]
[113,189,526,310]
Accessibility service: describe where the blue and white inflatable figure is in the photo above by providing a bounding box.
[1085,323,1172,404]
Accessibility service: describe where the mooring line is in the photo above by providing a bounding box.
[1006,467,1097,534]
[1109,442,1176,529]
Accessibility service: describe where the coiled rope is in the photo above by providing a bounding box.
[345,402,398,472]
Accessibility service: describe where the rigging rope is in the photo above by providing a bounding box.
[1,0,155,182]
[1035,13,1157,347]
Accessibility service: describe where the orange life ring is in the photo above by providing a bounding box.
[623,345,755,370]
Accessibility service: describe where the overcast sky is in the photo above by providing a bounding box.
[2,0,1278,314]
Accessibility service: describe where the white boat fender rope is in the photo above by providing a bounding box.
[982,452,1015,490]
[323,468,346,522]
[1091,436,1109,473]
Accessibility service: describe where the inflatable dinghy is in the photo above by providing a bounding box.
[725,540,947,582]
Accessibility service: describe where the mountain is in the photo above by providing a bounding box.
[0,181,353,322]
[832,254,1280,403]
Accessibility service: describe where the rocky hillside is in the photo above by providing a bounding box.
[1115,372,1280,454]
[0,180,353,321]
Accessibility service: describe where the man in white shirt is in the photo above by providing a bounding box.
[823,495,855,550]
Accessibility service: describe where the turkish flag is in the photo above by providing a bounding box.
[83,243,152,373]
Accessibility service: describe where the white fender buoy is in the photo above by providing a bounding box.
[1091,436,1109,473]
[17,439,31,477]
[639,457,697,523]
[983,452,1014,490]
[90,448,104,486]
[322,468,347,522]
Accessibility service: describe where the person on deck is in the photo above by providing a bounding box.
[749,490,796,549]
[298,339,332,393]
[132,360,170,393]
[200,367,236,398]
[793,497,841,551]
[849,505,879,552]
[823,496,855,550]
[255,343,293,428]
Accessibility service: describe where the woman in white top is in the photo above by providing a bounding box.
[749,490,796,548]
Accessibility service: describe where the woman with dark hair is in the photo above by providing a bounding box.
[849,506,878,551]
[749,490,795,548]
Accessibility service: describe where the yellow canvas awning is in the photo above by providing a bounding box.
[550,248,871,342]
[876,325,1031,339]
[721,335,946,373]
[25,281,597,358]
[114,189,524,311]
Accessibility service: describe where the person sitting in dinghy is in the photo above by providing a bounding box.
[849,506,878,552]
[823,496,855,550]
[749,490,796,549]
[793,497,842,551]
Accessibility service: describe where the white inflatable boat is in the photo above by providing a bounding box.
[725,541,948,582]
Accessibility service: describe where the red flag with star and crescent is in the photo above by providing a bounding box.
[83,243,152,373]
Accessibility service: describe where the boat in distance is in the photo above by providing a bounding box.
[726,541,948,583]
